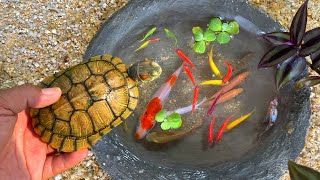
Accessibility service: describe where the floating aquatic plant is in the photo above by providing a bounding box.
[259,0,320,90]
[192,18,240,54]
[155,110,183,130]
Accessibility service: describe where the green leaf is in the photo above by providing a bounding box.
[192,27,204,35]
[164,28,178,46]
[160,121,171,130]
[227,21,240,35]
[296,76,320,90]
[194,41,206,54]
[168,112,181,123]
[139,27,157,42]
[217,32,231,44]
[204,30,216,42]
[209,18,222,32]
[169,119,182,129]
[288,160,320,180]
[155,110,167,123]
[194,32,204,41]
[222,23,231,32]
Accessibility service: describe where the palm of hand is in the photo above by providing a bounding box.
[0,109,87,180]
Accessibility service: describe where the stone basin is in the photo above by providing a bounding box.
[84,0,311,179]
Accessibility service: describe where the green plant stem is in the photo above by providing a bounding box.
[306,61,320,75]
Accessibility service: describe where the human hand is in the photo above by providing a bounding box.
[0,84,88,180]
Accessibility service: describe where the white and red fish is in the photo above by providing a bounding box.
[135,64,184,139]
[265,98,278,131]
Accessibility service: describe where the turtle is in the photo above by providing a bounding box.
[30,54,162,152]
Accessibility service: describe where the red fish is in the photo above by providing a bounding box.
[208,117,216,144]
[223,61,233,83]
[135,64,184,139]
[176,49,197,70]
[215,114,233,143]
[183,62,196,86]
[192,86,200,113]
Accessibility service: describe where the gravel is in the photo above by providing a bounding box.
[0,0,319,179]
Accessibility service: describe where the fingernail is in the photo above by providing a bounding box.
[41,87,61,95]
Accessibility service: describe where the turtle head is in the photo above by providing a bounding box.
[128,59,162,83]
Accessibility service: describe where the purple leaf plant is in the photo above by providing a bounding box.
[259,0,320,90]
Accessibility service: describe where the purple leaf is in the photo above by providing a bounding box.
[258,45,298,68]
[288,160,320,180]
[296,76,320,90]
[300,27,320,56]
[275,56,306,90]
[262,32,291,45]
[290,0,309,46]
[311,48,320,69]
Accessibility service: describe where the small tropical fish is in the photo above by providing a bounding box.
[183,62,196,86]
[192,86,200,112]
[202,88,243,107]
[208,117,216,144]
[222,61,233,83]
[164,28,178,46]
[176,49,197,70]
[265,98,278,131]
[134,38,160,52]
[207,91,223,116]
[209,71,250,101]
[208,48,223,79]
[225,109,255,132]
[140,27,157,42]
[199,80,223,86]
[215,114,233,143]
[135,64,184,139]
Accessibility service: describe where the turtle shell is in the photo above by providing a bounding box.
[30,54,139,152]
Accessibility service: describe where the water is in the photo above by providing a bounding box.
[111,14,277,168]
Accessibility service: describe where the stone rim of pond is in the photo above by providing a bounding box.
[84,0,311,179]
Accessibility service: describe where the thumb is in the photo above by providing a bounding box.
[0,84,62,114]
[0,84,61,153]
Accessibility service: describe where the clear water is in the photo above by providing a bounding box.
[111,15,277,168]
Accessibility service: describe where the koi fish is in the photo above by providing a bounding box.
[265,98,278,131]
[135,64,184,139]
